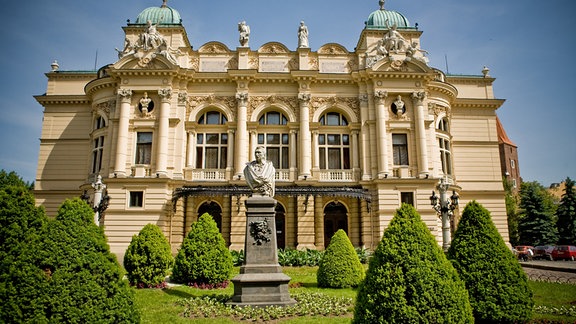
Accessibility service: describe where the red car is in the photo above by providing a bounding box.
[551,245,576,261]
[533,245,555,260]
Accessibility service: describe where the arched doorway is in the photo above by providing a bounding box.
[198,201,222,232]
[275,204,286,249]
[324,201,348,248]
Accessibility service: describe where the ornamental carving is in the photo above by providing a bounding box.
[117,89,132,100]
[318,44,348,55]
[310,96,360,120]
[429,102,451,119]
[227,58,239,70]
[249,218,272,245]
[93,99,116,115]
[189,57,199,70]
[186,95,237,120]
[199,42,230,54]
[259,43,290,54]
[411,91,426,103]
[288,57,299,71]
[248,55,259,69]
[347,56,359,71]
[158,88,172,100]
[178,92,188,105]
[308,57,319,70]
[249,96,298,117]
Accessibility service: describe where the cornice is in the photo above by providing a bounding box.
[453,98,505,109]
[85,77,117,96]
[427,81,458,98]
[34,95,90,105]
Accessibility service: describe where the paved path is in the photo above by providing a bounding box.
[520,260,576,284]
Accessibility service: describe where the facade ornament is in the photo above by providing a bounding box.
[116,20,180,66]
[158,88,172,100]
[139,92,153,116]
[383,19,406,53]
[288,57,299,71]
[406,41,429,63]
[117,89,132,100]
[392,95,406,118]
[298,21,309,48]
[227,57,239,70]
[236,92,249,105]
[249,218,272,245]
[238,21,250,47]
[411,91,426,103]
[374,90,388,104]
[359,94,369,103]
[298,93,311,103]
[178,92,188,105]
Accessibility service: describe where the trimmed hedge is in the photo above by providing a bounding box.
[317,229,364,288]
[171,213,233,286]
[2,198,139,323]
[353,204,473,323]
[124,223,174,288]
[448,201,534,323]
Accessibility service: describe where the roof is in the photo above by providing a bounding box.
[134,0,182,25]
[496,116,517,147]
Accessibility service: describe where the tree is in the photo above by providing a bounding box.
[0,169,33,190]
[353,204,473,323]
[124,223,174,287]
[1,198,140,323]
[171,213,233,286]
[556,177,576,244]
[317,229,364,288]
[503,177,520,246]
[518,181,558,246]
[448,201,533,323]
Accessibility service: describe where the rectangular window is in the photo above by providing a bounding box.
[91,136,104,173]
[135,132,152,164]
[392,134,409,165]
[401,192,414,206]
[510,159,515,169]
[129,191,143,207]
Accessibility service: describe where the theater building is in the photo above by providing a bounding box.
[34,1,509,259]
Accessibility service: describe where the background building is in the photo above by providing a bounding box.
[34,1,510,260]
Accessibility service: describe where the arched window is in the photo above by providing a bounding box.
[318,112,350,170]
[257,111,289,169]
[196,110,228,169]
[198,201,222,232]
[323,201,348,248]
[437,118,452,175]
[91,115,106,174]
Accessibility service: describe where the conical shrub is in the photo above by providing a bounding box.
[171,213,233,286]
[448,201,533,322]
[124,223,173,288]
[317,229,364,288]
[353,204,473,323]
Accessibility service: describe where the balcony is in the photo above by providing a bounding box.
[190,169,227,181]
[318,170,355,182]
[131,165,152,178]
[275,170,290,182]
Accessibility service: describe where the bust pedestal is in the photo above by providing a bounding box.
[227,195,295,307]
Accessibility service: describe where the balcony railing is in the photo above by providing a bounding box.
[318,170,355,182]
[275,170,290,182]
[191,169,226,181]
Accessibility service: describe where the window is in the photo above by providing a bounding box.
[258,133,289,169]
[198,111,227,125]
[438,118,449,132]
[91,136,104,173]
[401,192,414,206]
[196,133,228,169]
[512,178,517,188]
[257,111,290,169]
[129,191,143,207]
[510,159,516,169]
[318,112,350,170]
[94,116,106,130]
[392,134,409,165]
[259,111,287,125]
[135,132,152,164]
[439,138,452,175]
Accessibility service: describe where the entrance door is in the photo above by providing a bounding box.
[275,204,286,249]
[324,202,348,248]
[198,201,222,232]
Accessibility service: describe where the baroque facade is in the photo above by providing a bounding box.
[34,1,509,260]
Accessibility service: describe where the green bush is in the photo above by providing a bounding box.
[231,249,245,266]
[278,248,324,266]
[317,229,365,288]
[448,201,534,323]
[171,213,233,286]
[353,204,473,323]
[2,198,139,323]
[124,223,173,288]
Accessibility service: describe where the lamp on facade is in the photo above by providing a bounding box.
[429,177,459,252]
[80,175,110,226]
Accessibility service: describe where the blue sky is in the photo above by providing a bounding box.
[0,0,574,187]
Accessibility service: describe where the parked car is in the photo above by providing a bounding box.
[533,245,555,260]
[515,245,535,261]
[551,245,576,261]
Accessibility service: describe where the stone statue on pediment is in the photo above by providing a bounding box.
[298,21,309,48]
[383,19,406,53]
[238,21,250,47]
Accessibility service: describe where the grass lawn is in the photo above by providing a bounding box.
[134,267,576,323]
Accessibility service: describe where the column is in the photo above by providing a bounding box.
[412,91,429,178]
[235,92,249,179]
[359,94,372,180]
[114,89,132,178]
[227,129,235,179]
[156,88,171,177]
[249,130,257,162]
[289,129,298,180]
[351,130,360,170]
[374,90,390,178]
[311,130,319,170]
[186,131,195,168]
[298,93,312,179]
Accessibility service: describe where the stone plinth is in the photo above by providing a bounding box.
[228,195,296,307]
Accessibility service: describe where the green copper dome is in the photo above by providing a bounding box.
[135,1,182,25]
[366,1,410,29]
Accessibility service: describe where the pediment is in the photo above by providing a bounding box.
[371,57,430,73]
[258,42,290,54]
[114,52,174,70]
[317,43,349,55]
[198,42,231,54]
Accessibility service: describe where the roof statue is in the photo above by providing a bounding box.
[238,21,250,47]
[298,21,309,48]
[379,0,385,10]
